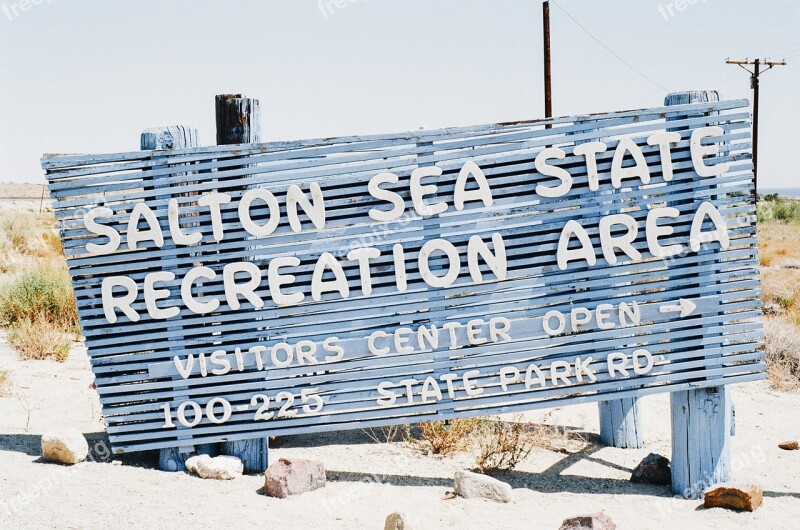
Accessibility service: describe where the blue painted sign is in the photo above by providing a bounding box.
[43,99,764,454]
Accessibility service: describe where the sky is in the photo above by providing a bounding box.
[1,0,798,187]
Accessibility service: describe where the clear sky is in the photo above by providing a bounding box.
[1,0,797,187]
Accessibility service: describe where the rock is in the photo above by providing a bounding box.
[384,511,411,530]
[187,455,243,480]
[263,458,326,498]
[630,453,671,485]
[185,454,211,474]
[703,483,763,512]
[778,440,799,450]
[559,512,616,530]
[453,470,512,503]
[41,430,88,465]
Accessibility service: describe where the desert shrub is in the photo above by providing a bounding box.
[757,222,800,270]
[0,369,10,396]
[757,202,775,223]
[0,265,78,330]
[759,249,774,267]
[7,315,71,362]
[772,202,800,222]
[363,424,405,444]
[1,214,34,254]
[0,212,61,257]
[0,212,62,278]
[758,200,800,224]
[472,413,585,472]
[778,296,797,310]
[760,267,800,324]
[40,230,63,255]
[764,317,800,391]
[473,417,537,473]
[408,418,480,455]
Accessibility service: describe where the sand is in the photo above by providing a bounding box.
[0,329,798,530]
[0,183,51,214]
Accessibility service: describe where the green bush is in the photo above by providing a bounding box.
[757,202,775,223]
[772,202,800,222]
[0,265,78,331]
[758,200,800,224]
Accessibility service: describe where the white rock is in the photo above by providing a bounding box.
[453,470,512,503]
[194,455,243,480]
[384,511,412,530]
[41,430,88,465]
[184,454,211,474]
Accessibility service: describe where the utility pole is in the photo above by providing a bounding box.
[726,58,786,194]
[543,1,552,128]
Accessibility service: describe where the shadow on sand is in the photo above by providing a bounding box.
[3,430,798,501]
[0,431,157,468]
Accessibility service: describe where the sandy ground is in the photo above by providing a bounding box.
[0,332,798,530]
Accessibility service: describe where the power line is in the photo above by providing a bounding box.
[550,0,667,92]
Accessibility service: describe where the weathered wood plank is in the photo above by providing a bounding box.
[41,99,751,171]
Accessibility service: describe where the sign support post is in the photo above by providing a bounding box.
[666,90,735,497]
[141,126,219,471]
[215,94,270,474]
[573,115,645,450]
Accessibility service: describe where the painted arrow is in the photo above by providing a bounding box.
[659,298,698,318]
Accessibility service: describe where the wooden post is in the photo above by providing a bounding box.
[215,94,261,146]
[671,385,732,497]
[665,90,734,498]
[599,398,643,448]
[215,94,269,474]
[542,1,552,127]
[143,126,218,471]
[589,112,643,449]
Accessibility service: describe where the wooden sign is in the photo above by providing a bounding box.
[43,99,764,454]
